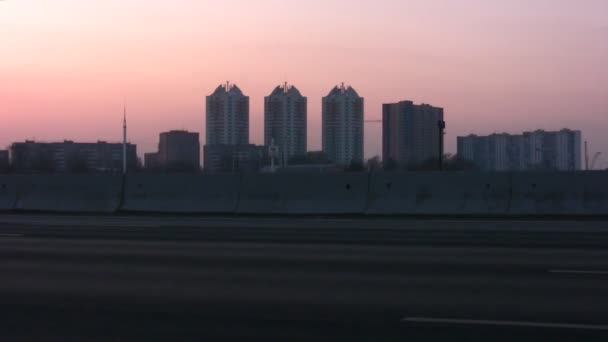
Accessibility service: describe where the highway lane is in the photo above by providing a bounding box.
[1,215,608,341]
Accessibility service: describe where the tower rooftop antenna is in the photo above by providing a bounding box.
[122,102,127,174]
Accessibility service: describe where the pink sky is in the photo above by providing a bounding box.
[1,0,607,164]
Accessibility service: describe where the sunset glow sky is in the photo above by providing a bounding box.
[1,0,607,163]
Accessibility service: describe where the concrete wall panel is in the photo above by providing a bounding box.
[367,172,511,215]
[509,171,608,215]
[237,173,368,214]
[14,175,122,213]
[122,174,239,213]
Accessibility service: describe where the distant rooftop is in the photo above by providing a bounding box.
[385,100,443,110]
[269,83,304,97]
[459,128,581,138]
[161,130,199,135]
[14,140,132,145]
[326,83,360,97]
[211,81,245,96]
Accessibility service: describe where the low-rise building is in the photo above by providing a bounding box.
[145,130,200,172]
[204,144,266,173]
[457,129,582,171]
[144,152,160,170]
[0,150,9,173]
[10,140,137,173]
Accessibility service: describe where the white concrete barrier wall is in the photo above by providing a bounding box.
[581,172,608,215]
[4,172,608,215]
[367,172,511,215]
[0,176,18,211]
[14,175,122,213]
[122,174,240,213]
[237,173,369,214]
[509,171,608,215]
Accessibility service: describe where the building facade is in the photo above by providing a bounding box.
[144,152,160,170]
[322,84,364,166]
[264,83,307,165]
[457,129,582,171]
[0,150,9,173]
[382,101,444,168]
[10,141,137,173]
[206,82,249,146]
[145,130,200,171]
[203,144,266,173]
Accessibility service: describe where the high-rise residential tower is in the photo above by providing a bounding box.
[322,84,364,166]
[264,83,307,165]
[205,82,249,146]
[383,101,444,168]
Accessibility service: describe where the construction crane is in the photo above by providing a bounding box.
[585,141,603,170]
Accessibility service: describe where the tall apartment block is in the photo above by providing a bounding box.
[382,101,444,167]
[264,83,307,165]
[206,82,249,146]
[457,129,582,171]
[322,84,364,165]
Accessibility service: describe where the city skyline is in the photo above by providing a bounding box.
[1,82,593,164]
[1,0,606,161]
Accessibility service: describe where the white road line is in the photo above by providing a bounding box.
[549,270,608,275]
[401,317,608,330]
[0,233,24,238]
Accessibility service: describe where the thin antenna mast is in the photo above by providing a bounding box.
[123,103,127,174]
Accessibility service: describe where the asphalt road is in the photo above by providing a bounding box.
[1,214,608,341]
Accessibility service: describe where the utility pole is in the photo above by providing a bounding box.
[591,152,602,170]
[585,141,589,171]
[438,120,446,171]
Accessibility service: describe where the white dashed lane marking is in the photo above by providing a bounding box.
[401,317,608,330]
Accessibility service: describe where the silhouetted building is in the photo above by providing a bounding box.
[322,84,364,166]
[260,164,342,174]
[10,140,137,173]
[457,133,522,171]
[383,101,444,168]
[144,153,160,170]
[0,150,9,173]
[145,130,200,172]
[264,83,307,165]
[261,151,338,173]
[206,82,249,146]
[204,144,266,173]
[457,129,582,171]
[288,151,331,165]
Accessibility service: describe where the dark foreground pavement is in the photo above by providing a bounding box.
[1,215,608,341]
